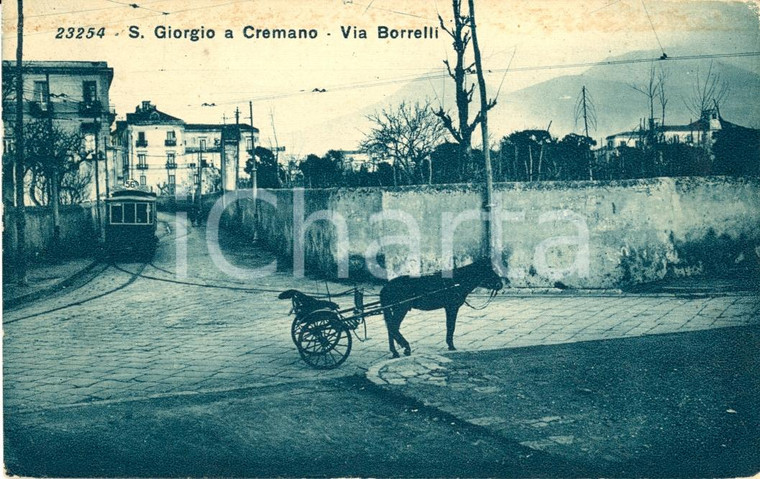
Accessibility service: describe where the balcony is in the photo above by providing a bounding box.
[29,101,52,118]
[78,100,103,118]
[185,146,220,154]
[164,139,177,146]
[166,162,177,169]
[136,164,149,170]
[136,139,148,147]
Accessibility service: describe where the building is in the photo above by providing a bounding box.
[603,108,741,150]
[111,101,257,197]
[336,149,377,172]
[2,60,116,206]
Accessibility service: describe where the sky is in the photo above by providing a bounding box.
[2,0,759,155]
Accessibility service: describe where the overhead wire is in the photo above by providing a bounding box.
[640,0,666,57]
[160,51,760,107]
[1,0,255,38]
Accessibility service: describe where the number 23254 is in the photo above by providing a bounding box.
[55,27,106,39]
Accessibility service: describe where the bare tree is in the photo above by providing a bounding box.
[658,67,669,129]
[685,61,729,119]
[434,0,496,181]
[361,100,445,185]
[574,85,597,137]
[629,64,661,143]
[574,85,597,180]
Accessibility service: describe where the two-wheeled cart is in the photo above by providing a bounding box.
[286,288,381,369]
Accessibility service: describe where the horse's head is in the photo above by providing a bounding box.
[476,258,505,292]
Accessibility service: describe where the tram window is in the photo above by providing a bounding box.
[136,203,148,224]
[124,203,136,223]
[110,204,123,223]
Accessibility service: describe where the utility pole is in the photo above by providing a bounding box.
[248,101,258,243]
[468,0,495,258]
[45,72,61,255]
[198,147,204,224]
[14,0,27,284]
[92,111,103,241]
[103,117,110,199]
[270,108,282,187]
[235,106,240,190]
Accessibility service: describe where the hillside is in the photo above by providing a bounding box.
[290,50,760,153]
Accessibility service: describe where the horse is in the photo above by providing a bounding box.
[379,258,504,358]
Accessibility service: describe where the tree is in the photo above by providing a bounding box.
[555,133,597,181]
[24,120,86,205]
[712,126,760,176]
[434,0,496,181]
[245,146,283,189]
[658,67,669,129]
[430,142,460,183]
[298,151,342,188]
[574,85,597,139]
[500,130,553,181]
[629,64,661,145]
[574,85,597,179]
[685,61,729,121]
[361,100,445,185]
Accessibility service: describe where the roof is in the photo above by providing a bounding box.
[125,103,184,125]
[186,123,258,133]
[2,60,114,86]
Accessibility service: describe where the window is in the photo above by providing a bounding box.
[124,204,136,223]
[247,137,253,151]
[168,174,176,185]
[136,204,149,224]
[167,153,176,167]
[136,131,147,146]
[138,154,147,166]
[33,81,49,104]
[110,204,123,224]
[112,202,152,225]
[672,135,680,143]
[83,81,97,104]
[140,175,146,185]
[165,130,177,146]
[199,138,207,151]
[3,137,14,154]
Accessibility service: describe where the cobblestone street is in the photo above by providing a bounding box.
[4,213,759,414]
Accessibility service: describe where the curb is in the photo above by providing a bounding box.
[3,259,102,310]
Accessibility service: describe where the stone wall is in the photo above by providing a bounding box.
[3,203,101,264]
[208,176,760,288]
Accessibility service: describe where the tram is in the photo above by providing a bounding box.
[104,182,158,259]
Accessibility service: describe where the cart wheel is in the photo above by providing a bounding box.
[291,315,310,349]
[296,310,352,369]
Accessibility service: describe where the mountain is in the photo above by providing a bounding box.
[495,51,760,142]
[289,50,760,154]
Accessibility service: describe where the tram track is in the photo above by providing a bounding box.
[3,261,150,325]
